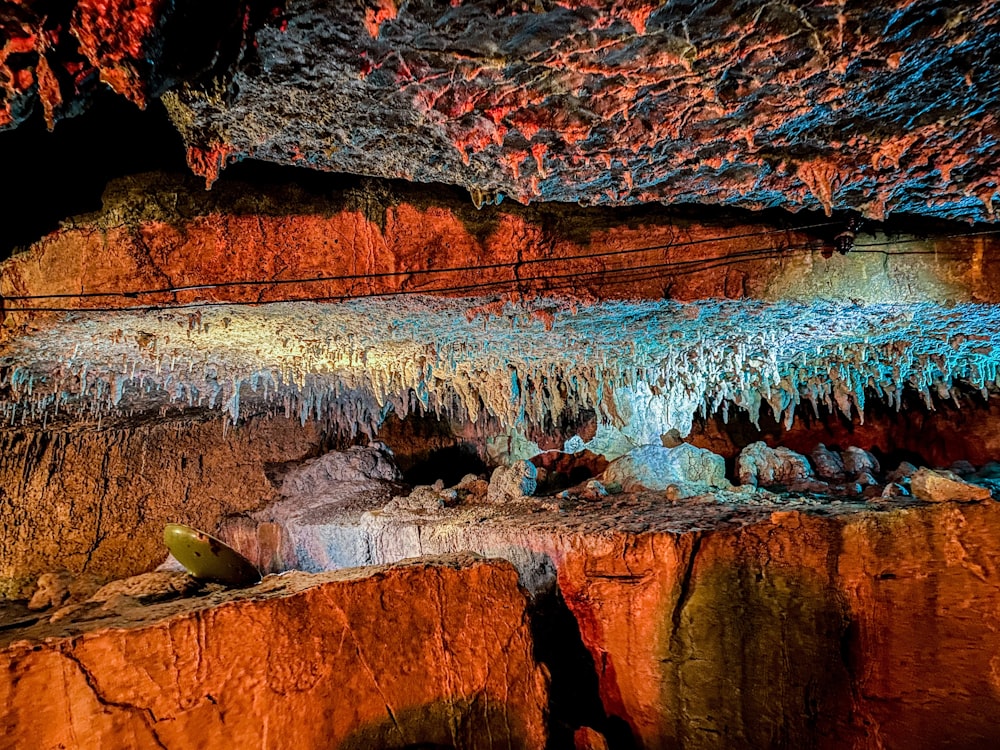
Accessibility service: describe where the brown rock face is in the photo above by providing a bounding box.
[0,554,550,750]
[0,415,328,597]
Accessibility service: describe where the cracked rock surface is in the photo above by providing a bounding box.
[0,554,550,750]
[162,0,1000,221]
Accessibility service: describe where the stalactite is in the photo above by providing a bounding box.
[3,298,1000,440]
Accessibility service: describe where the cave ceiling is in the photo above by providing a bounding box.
[2,0,999,221]
[2,1,1000,440]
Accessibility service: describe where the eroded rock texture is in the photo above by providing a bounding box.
[4,3,1000,219]
[240,486,1000,749]
[162,0,1000,221]
[0,415,327,597]
[0,554,550,750]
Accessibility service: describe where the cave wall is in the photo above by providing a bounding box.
[0,415,328,597]
[688,391,1000,469]
[0,555,551,750]
[337,496,1000,749]
[4,175,1000,336]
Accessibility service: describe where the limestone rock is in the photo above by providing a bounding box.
[1,555,550,749]
[977,461,1000,480]
[604,443,728,493]
[27,572,101,611]
[385,485,450,513]
[574,726,610,750]
[487,461,538,504]
[910,468,993,503]
[842,446,880,478]
[855,472,877,487]
[26,572,73,611]
[811,444,846,482]
[737,442,813,488]
[455,474,489,502]
[948,460,977,477]
[279,444,402,496]
[887,461,918,483]
[87,571,200,604]
[881,482,910,498]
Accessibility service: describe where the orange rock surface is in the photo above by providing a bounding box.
[0,554,550,750]
[553,502,1000,748]
[5,175,1000,335]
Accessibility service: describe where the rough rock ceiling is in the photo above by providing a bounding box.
[3,1,999,221]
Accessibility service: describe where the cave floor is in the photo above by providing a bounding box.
[0,487,917,646]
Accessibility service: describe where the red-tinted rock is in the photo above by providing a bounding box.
[0,554,550,749]
[5,173,1000,337]
[162,0,1000,222]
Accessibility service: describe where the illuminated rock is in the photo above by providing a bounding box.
[810,443,846,482]
[487,460,538,504]
[603,443,728,492]
[842,445,881,478]
[0,555,550,749]
[909,468,993,503]
[737,441,813,488]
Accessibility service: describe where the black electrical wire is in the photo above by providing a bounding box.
[0,240,832,313]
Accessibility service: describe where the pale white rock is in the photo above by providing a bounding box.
[603,443,728,492]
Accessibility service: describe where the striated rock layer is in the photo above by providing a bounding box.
[8,173,1000,329]
[235,487,1000,749]
[0,554,550,749]
[0,415,329,598]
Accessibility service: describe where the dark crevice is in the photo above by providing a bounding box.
[0,90,187,260]
[528,585,638,750]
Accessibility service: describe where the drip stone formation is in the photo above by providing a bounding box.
[4,2,1000,749]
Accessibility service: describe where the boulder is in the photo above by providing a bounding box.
[604,444,728,492]
[910,468,992,503]
[737,442,812,488]
[887,461,918,483]
[487,460,539,504]
[811,444,846,482]
[842,446,880,478]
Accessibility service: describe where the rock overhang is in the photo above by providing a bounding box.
[2,1,999,221]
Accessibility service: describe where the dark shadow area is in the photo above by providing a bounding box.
[401,444,488,487]
[528,586,638,750]
[688,383,1000,476]
[0,90,187,260]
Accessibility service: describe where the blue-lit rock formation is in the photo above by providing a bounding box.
[4,297,1000,458]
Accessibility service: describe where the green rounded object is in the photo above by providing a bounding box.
[163,523,261,587]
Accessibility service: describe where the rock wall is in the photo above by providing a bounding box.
[688,391,1000,469]
[243,487,1000,749]
[4,175,1000,336]
[0,415,328,598]
[0,554,550,750]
